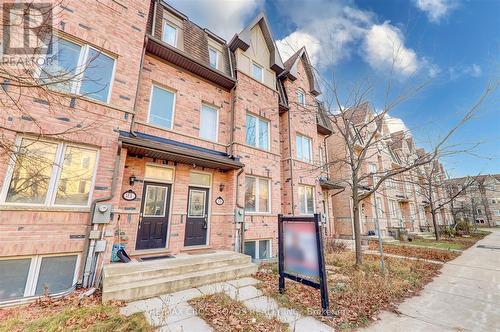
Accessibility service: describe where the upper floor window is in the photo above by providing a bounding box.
[296,134,312,162]
[252,62,263,82]
[148,85,176,130]
[162,22,178,47]
[199,104,218,142]
[246,114,269,150]
[297,89,305,106]
[298,185,314,215]
[1,138,98,207]
[39,37,115,103]
[245,176,270,213]
[208,47,219,69]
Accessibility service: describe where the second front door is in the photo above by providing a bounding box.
[184,186,209,246]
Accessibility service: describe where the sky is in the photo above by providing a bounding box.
[168,0,499,178]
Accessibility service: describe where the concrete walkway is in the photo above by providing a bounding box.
[120,276,333,331]
[361,228,500,332]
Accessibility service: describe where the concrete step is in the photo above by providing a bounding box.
[102,262,258,302]
[103,251,250,287]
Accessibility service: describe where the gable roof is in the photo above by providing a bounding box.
[343,102,371,125]
[279,47,321,96]
[228,12,284,74]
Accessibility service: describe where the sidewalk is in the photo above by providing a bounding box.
[360,228,500,331]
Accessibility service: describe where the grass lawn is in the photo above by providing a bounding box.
[189,293,288,332]
[0,291,151,332]
[255,251,441,330]
[408,230,491,250]
[408,240,464,250]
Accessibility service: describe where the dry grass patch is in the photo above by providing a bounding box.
[369,242,460,262]
[189,293,288,332]
[0,291,151,332]
[255,251,441,330]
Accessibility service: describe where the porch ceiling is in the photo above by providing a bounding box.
[119,131,244,171]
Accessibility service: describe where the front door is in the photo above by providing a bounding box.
[136,182,171,250]
[184,186,209,246]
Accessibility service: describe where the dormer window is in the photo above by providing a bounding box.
[297,89,305,106]
[162,22,178,47]
[252,62,263,82]
[208,47,219,69]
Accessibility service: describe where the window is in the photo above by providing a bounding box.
[244,239,271,260]
[189,172,211,187]
[297,89,305,106]
[162,22,177,47]
[494,210,500,217]
[199,105,218,141]
[246,114,269,150]
[252,62,263,82]
[298,185,314,215]
[410,203,416,219]
[148,85,176,129]
[296,134,312,162]
[477,208,482,215]
[245,176,270,213]
[389,199,399,218]
[492,198,497,204]
[39,37,115,102]
[0,255,78,302]
[208,47,219,69]
[2,138,98,207]
[144,164,174,182]
[368,163,377,174]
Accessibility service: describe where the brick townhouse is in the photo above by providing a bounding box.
[0,0,333,304]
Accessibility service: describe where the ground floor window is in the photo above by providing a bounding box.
[244,239,272,260]
[0,254,79,302]
[298,185,314,215]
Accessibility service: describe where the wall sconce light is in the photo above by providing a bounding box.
[219,183,225,192]
[129,175,137,186]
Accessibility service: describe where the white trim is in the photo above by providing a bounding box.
[244,175,271,214]
[144,163,175,183]
[189,170,212,188]
[296,134,312,163]
[187,189,207,218]
[162,21,178,47]
[142,184,169,217]
[147,84,177,130]
[208,46,219,69]
[296,89,305,106]
[244,239,273,260]
[298,184,315,215]
[199,104,219,142]
[246,113,270,151]
[251,61,264,82]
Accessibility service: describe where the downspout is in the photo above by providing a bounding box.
[287,107,295,215]
[235,168,245,253]
[129,35,148,137]
[82,141,122,288]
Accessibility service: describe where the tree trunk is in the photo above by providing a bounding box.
[431,210,440,240]
[352,194,363,266]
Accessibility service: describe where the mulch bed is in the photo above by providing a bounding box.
[369,242,460,262]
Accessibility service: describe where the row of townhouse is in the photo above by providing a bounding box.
[326,103,453,239]
[447,174,500,227]
[0,0,335,304]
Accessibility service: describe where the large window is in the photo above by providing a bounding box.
[245,176,270,213]
[162,22,178,47]
[1,138,98,207]
[389,199,399,218]
[246,114,269,150]
[39,37,115,102]
[208,47,219,69]
[298,185,314,215]
[252,62,263,82]
[0,255,78,302]
[244,239,271,260]
[148,85,176,130]
[296,134,312,162]
[199,105,218,141]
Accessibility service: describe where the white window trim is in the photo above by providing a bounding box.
[143,185,169,218]
[245,175,271,214]
[163,21,178,47]
[189,170,213,189]
[296,134,312,163]
[199,104,219,142]
[0,253,80,302]
[143,163,175,183]
[252,61,264,82]
[0,137,99,208]
[187,189,207,218]
[147,84,177,130]
[36,36,116,104]
[208,47,219,69]
[297,89,306,106]
[245,239,272,260]
[298,184,315,215]
[246,113,270,151]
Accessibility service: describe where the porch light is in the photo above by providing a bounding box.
[129,175,137,186]
[219,183,225,192]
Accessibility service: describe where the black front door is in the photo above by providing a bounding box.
[136,182,171,250]
[184,186,209,246]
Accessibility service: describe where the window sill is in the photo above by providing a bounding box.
[0,205,90,212]
[245,212,274,216]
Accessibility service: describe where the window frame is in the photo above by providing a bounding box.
[251,62,264,82]
[0,253,80,303]
[147,84,177,130]
[245,113,270,151]
[37,37,116,104]
[0,137,99,208]
[162,21,178,47]
[296,134,312,163]
[244,175,271,214]
[298,184,315,215]
[199,104,219,142]
[208,47,219,70]
[297,89,306,106]
[244,239,272,260]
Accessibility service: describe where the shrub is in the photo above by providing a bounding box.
[325,237,347,253]
[455,220,471,235]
